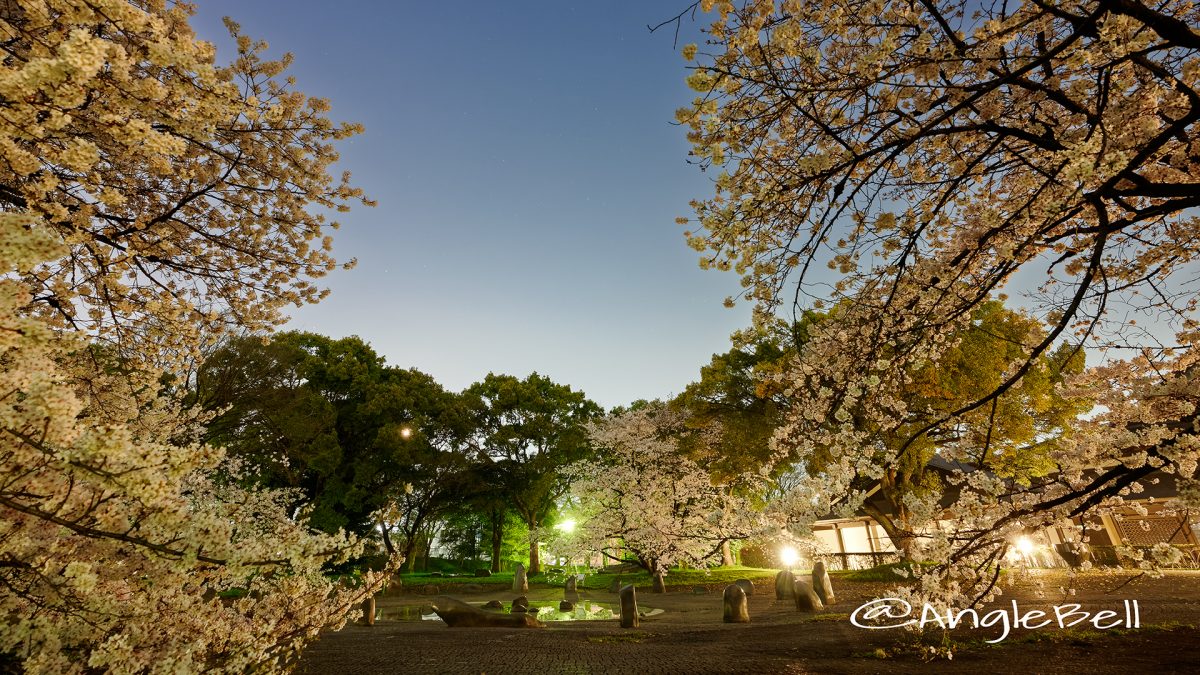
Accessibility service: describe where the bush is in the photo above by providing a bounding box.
[739,544,771,568]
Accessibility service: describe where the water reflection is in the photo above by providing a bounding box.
[377,601,662,623]
[379,605,444,621]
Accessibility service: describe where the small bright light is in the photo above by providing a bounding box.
[779,545,800,568]
[399,427,413,440]
[556,519,576,533]
[1015,536,1035,556]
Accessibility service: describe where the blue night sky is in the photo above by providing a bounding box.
[186,1,749,409]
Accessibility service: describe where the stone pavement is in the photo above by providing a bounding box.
[296,586,854,675]
[295,574,1200,675]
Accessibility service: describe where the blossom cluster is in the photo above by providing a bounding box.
[0,2,392,672]
[681,0,1200,607]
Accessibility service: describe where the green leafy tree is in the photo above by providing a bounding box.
[377,444,474,571]
[674,316,818,478]
[456,457,517,572]
[195,332,466,537]
[814,302,1088,558]
[673,320,803,563]
[464,373,601,574]
[676,303,1085,560]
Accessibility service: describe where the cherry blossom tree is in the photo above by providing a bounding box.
[1,2,389,672]
[676,0,1200,604]
[571,403,765,590]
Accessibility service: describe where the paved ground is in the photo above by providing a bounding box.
[296,571,1200,674]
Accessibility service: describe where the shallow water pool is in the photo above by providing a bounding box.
[379,601,662,622]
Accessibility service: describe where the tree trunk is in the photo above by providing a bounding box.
[403,538,418,573]
[525,512,542,576]
[490,508,503,573]
[863,502,916,562]
[529,538,541,576]
[650,560,666,593]
[379,520,395,556]
[402,523,425,573]
[721,540,734,567]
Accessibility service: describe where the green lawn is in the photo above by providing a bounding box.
[577,566,779,590]
[398,571,513,586]
[397,565,782,591]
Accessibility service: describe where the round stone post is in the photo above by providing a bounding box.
[619,584,639,628]
[362,596,376,626]
[774,570,795,600]
[513,563,529,593]
[722,584,750,623]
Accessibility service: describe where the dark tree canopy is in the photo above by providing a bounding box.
[195,332,464,535]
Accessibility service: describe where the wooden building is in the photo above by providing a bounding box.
[809,459,1199,570]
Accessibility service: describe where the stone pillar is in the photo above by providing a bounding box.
[722,584,750,623]
[793,579,824,612]
[812,561,836,605]
[513,563,529,593]
[774,570,795,600]
[362,596,376,626]
[619,584,639,628]
[565,575,579,602]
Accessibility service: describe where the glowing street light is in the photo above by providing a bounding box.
[779,545,800,569]
[1015,536,1035,556]
[399,427,413,440]
[556,519,576,533]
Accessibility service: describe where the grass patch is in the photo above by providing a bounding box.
[834,562,933,582]
[397,565,779,591]
[578,566,777,591]
[807,612,850,622]
[398,572,512,586]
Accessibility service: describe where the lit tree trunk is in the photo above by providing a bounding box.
[525,510,542,576]
[721,540,734,567]
[651,560,666,593]
[862,502,916,562]
[528,537,541,576]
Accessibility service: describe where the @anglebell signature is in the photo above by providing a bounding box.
[850,597,1142,644]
